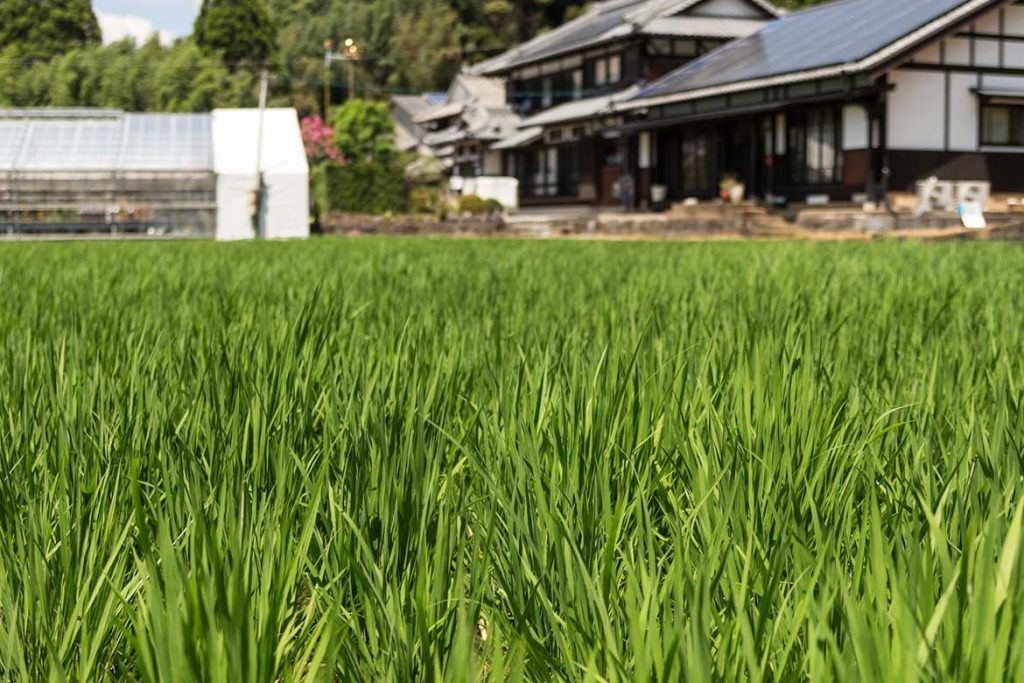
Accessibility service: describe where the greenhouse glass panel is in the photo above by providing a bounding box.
[17,121,122,171]
[1,109,217,237]
[0,122,29,169]
[120,114,213,171]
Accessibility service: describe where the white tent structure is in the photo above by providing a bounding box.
[211,108,309,241]
[0,107,309,240]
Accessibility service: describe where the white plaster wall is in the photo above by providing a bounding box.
[1005,41,1024,65]
[914,42,942,64]
[473,177,519,209]
[975,13,1001,34]
[842,104,869,150]
[945,38,971,65]
[975,38,1000,68]
[482,150,503,175]
[885,3,1024,154]
[948,73,979,151]
[1006,6,1024,34]
[887,70,946,150]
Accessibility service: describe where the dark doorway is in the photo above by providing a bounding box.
[598,138,624,206]
[721,120,762,198]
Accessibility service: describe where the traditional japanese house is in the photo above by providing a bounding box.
[414,74,521,177]
[618,0,1024,206]
[475,0,780,206]
[390,93,445,155]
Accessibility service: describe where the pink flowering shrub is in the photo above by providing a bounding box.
[301,115,342,163]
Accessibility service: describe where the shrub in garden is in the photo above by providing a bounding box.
[456,194,503,217]
[312,160,409,215]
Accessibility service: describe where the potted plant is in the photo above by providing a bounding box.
[719,174,746,204]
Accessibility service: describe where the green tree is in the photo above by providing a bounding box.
[393,2,462,90]
[151,42,255,111]
[0,0,100,61]
[331,100,396,162]
[0,47,43,106]
[0,39,257,112]
[195,0,277,66]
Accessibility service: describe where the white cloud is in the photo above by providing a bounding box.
[97,11,176,46]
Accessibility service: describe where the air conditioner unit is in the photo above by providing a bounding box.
[915,177,955,215]
[955,181,991,209]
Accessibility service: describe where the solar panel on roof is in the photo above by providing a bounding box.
[479,0,648,72]
[476,0,777,74]
[633,0,982,101]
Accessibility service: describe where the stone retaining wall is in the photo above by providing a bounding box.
[321,212,504,236]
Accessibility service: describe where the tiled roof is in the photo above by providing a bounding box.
[473,0,778,75]
[414,102,466,124]
[521,86,641,127]
[492,126,544,150]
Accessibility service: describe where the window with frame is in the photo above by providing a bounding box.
[787,108,843,186]
[649,38,672,57]
[528,149,547,197]
[980,102,1024,146]
[675,39,698,58]
[525,146,578,197]
[514,66,581,112]
[608,54,622,84]
[545,148,558,195]
[572,69,584,99]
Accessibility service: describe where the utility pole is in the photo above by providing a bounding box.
[347,59,356,102]
[254,68,269,239]
[323,40,333,120]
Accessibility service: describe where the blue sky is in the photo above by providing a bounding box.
[93,0,201,44]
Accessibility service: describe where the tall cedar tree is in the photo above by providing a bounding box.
[0,0,100,61]
[194,0,277,66]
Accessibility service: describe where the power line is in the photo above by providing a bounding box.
[2,41,516,69]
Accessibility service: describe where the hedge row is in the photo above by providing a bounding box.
[312,161,409,216]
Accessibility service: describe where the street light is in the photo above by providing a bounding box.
[323,38,360,120]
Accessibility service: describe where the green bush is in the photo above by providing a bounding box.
[313,161,409,216]
[409,186,446,218]
[456,194,503,216]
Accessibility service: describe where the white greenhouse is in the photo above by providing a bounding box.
[0,108,309,240]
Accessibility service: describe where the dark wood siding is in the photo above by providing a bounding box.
[887,150,1024,192]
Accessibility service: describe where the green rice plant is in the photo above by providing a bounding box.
[0,239,1020,681]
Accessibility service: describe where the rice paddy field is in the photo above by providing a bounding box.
[0,238,1022,681]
